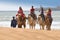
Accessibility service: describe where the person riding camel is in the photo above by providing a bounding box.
[45,8,53,23]
[39,7,45,22]
[46,8,52,18]
[30,6,37,20]
[47,8,51,17]
[16,7,25,20]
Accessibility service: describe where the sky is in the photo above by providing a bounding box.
[0,0,60,11]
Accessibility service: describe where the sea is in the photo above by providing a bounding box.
[0,11,60,30]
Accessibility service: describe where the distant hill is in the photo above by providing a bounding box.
[35,6,60,11]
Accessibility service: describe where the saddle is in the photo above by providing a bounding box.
[39,13,45,22]
[46,15,53,23]
[19,15,26,22]
[30,13,37,20]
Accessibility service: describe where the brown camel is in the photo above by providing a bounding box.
[16,14,26,28]
[45,16,53,30]
[27,14,37,29]
[38,15,53,30]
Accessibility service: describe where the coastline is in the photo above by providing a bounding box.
[0,21,60,30]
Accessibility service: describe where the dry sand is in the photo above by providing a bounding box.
[0,27,60,40]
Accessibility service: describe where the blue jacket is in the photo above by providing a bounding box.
[11,19,17,27]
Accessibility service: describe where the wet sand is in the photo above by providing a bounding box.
[0,27,60,40]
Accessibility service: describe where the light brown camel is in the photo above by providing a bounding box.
[38,15,53,30]
[16,14,26,28]
[27,14,37,29]
[38,16,45,30]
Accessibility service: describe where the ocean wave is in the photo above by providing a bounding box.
[0,16,16,21]
[52,21,60,24]
[0,21,60,29]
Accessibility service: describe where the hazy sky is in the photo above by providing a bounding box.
[0,0,60,11]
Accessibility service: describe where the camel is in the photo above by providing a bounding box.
[38,16,45,30]
[16,14,26,28]
[45,16,53,30]
[27,14,37,29]
[38,15,53,30]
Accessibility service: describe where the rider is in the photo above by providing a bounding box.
[30,6,37,20]
[47,8,52,17]
[16,7,25,19]
[46,8,53,23]
[39,7,45,22]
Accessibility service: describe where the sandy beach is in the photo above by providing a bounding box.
[0,27,60,40]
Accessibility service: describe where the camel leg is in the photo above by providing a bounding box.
[34,24,35,30]
[42,25,44,30]
[32,26,33,29]
[30,26,31,29]
[46,25,51,30]
[33,26,35,30]
[23,23,26,29]
[40,25,41,30]
[46,25,48,30]
[49,20,52,30]
[29,24,31,29]
[48,26,51,30]
[47,20,52,30]
[40,27,41,30]
[46,25,49,30]
[48,24,51,30]
[18,24,22,28]
[48,17,52,30]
